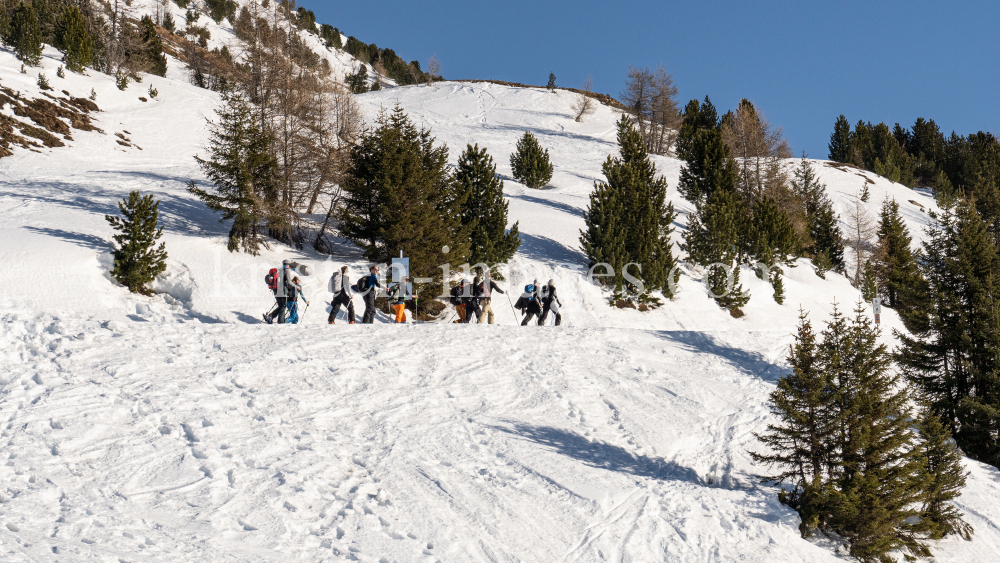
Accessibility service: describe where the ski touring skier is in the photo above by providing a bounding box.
[356,264,382,324]
[264,260,296,324]
[450,279,471,323]
[517,279,544,326]
[286,276,309,324]
[538,279,562,326]
[328,265,356,324]
[476,273,505,324]
[387,276,408,323]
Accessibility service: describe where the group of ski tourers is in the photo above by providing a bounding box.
[263,260,562,326]
[451,277,562,325]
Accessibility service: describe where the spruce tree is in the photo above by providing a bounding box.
[813,250,832,279]
[749,197,797,273]
[860,260,877,301]
[791,156,845,271]
[5,3,42,65]
[141,16,168,77]
[457,144,521,273]
[341,106,471,298]
[675,96,719,162]
[190,88,278,255]
[683,187,749,314]
[914,404,974,541]
[546,72,556,91]
[873,198,928,327]
[751,309,838,537]
[56,5,93,73]
[510,131,553,189]
[677,107,737,206]
[580,180,628,293]
[747,197,795,304]
[827,305,926,562]
[105,191,169,295]
[580,116,676,301]
[896,200,1000,467]
[771,269,785,305]
[828,115,852,162]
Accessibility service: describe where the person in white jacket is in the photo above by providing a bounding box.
[328,265,356,324]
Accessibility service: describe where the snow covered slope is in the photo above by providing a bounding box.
[2,46,999,562]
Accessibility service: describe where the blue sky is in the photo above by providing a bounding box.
[303,0,999,159]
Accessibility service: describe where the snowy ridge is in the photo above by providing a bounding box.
[1,45,999,562]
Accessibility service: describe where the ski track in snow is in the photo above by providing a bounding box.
[2,12,1000,562]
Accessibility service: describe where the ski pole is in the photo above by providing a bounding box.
[506,293,517,323]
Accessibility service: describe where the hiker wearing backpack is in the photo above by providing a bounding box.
[265,260,296,324]
[538,279,562,326]
[328,265,356,324]
[475,273,505,324]
[450,279,476,323]
[519,279,543,326]
[387,276,408,323]
[286,276,310,324]
[357,264,382,324]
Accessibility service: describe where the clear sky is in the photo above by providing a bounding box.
[302,0,999,159]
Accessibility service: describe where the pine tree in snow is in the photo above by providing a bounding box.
[457,144,520,275]
[105,191,168,295]
[510,131,553,189]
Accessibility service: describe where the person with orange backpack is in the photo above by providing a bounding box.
[387,276,409,323]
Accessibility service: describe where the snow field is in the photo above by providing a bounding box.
[1,24,1000,562]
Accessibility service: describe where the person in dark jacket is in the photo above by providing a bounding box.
[475,274,505,324]
[538,279,562,326]
[520,279,543,326]
[360,264,382,324]
[266,260,295,324]
[450,279,470,323]
[328,265,355,324]
[463,276,483,323]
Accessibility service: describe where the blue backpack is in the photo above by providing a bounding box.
[525,284,537,301]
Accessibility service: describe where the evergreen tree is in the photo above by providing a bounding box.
[828,114,852,162]
[189,88,278,255]
[683,187,749,314]
[140,16,168,77]
[55,5,93,73]
[751,310,838,537]
[546,71,556,91]
[346,65,369,93]
[580,116,676,301]
[580,178,628,293]
[104,191,168,295]
[873,198,928,328]
[749,197,797,273]
[914,404,974,540]
[791,156,845,271]
[860,260,877,302]
[510,131,553,189]
[827,305,926,562]
[771,269,785,304]
[813,249,832,279]
[896,200,1000,467]
[675,96,719,162]
[677,125,738,204]
[457,144,521,273]
[756,304,971,560]
[341,106,471,298]
[5,3,42,65]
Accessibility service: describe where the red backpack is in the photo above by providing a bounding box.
[265,268,278,293]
